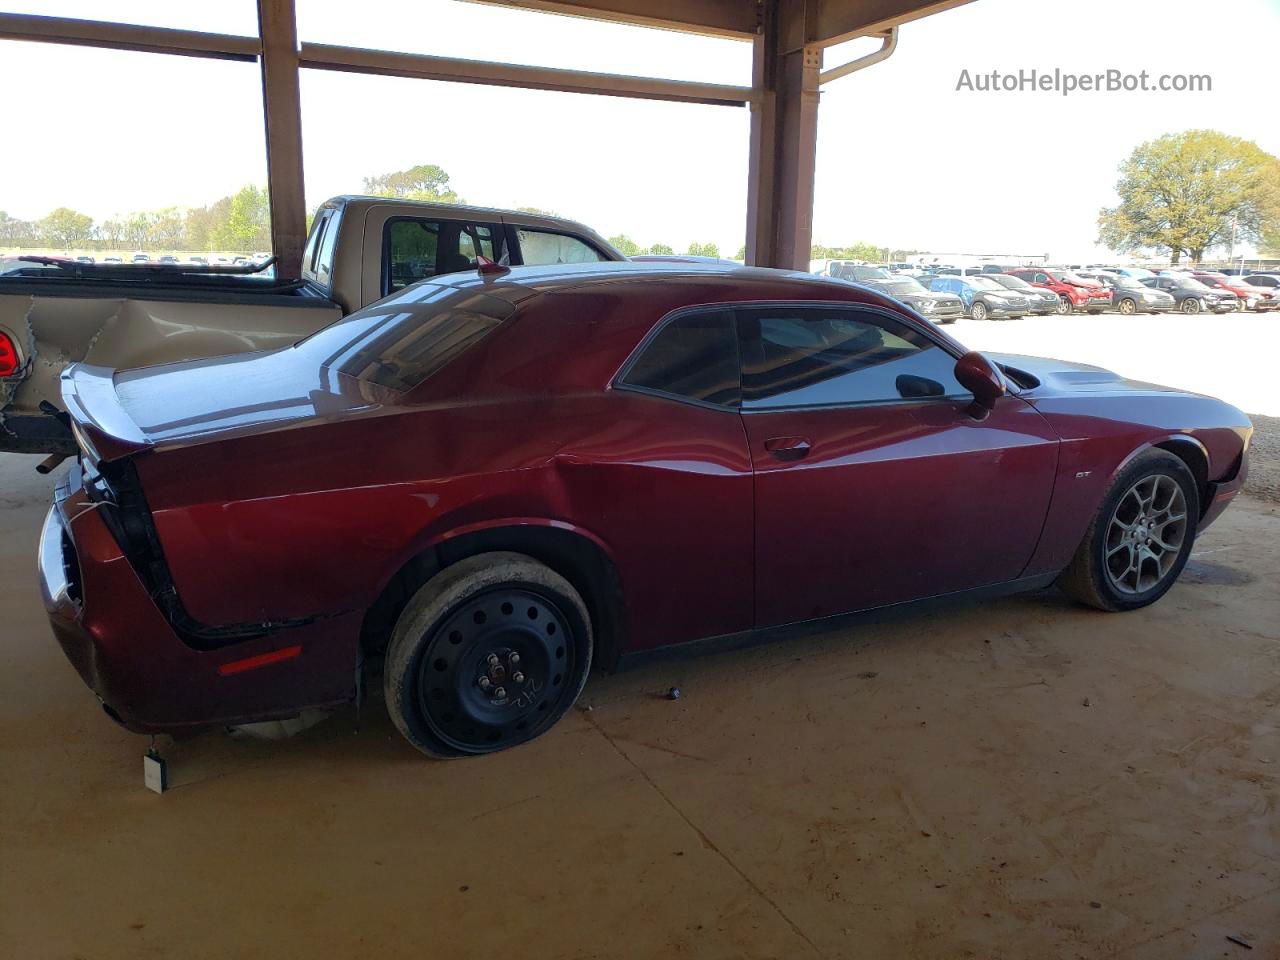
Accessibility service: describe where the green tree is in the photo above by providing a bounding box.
[1098,130,1280,264]
[0,211,37,247]
[733,244,746,261]
[211,184,271,251]
[149,207,185,251]
[123,212,152,250]
[516,206,557,217]
[647,242,674,256]
[608,234,641,256]
[363,163,462,204]
[39,207,94,249]
[686,241,719,258]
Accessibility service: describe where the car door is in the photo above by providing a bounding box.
[736,303,1060,629]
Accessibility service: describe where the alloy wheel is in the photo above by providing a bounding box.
[1118,298,1136,315]
[1103,474,1188,595]
[1056,296,1071,315]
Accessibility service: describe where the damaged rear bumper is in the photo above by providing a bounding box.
[39,466,359,733]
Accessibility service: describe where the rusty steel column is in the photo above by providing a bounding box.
[257,0,307,279]
[745,1,821,270]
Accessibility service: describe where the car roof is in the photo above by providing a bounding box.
[381,260,928,316]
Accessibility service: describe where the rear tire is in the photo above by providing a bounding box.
[384,552,593,758]
[1057,450,1199,612]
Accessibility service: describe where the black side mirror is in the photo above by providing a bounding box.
[954,351,1006,420]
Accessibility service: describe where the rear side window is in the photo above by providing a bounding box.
[385,219,500,294]
[620,310,739,407]
[517,229,608,266]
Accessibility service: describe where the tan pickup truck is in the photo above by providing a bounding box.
[0,197,622,454]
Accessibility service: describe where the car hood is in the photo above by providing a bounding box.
[985,352,1190,397]
[61,348,394,461]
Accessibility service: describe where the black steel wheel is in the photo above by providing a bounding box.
[384,552,593,758]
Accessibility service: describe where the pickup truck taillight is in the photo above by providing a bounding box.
[0,331,19,376]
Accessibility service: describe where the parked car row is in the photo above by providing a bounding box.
[815,260,1280,321]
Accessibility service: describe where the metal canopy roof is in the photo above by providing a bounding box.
[1,0,973,277]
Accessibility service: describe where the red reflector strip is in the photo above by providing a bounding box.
[217,644,302,677]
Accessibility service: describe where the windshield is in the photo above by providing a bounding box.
[1114,277,1147,290]
[883,279,928,295]
[834,264,890,281]
[967,276,1005,291]
[1177,278,1212,292]
[989,274,1030,290]
[1058,272,1094,285]
[295,281,515,393]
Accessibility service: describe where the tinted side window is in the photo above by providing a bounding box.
[313,206,342,289]
[740,307,963,409]
[385,219,499,293]
[621,311,739,407]
[301,210,332,282]
[517,229,607,266]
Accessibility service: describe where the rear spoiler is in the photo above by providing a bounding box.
[60,364,153,463]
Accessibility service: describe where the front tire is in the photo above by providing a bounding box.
[1118,297,1137,315]
[384,552,593,758]
[970,300,989,321]
[1057,296,1073,315]
[1181,297,1202,314]
[1057,450,1199,612]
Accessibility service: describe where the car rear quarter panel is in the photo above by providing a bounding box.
[1021,391,1250,576]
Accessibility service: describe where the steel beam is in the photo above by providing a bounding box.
[0,12,259,60]
[468,0,757,39]
[815,0,973,47]
[257,0,307,280]
[745,1,821,270]
[299,43,752,106]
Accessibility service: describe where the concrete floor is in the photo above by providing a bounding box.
[2,453,1279,960]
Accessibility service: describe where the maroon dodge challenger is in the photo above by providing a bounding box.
[40,262,1251,757]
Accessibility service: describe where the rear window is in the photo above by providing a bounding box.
[620,310,739,407]
[385,218,501,294]
[296,283,515,393]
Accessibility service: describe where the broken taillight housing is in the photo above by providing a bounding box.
[0,331,18,376]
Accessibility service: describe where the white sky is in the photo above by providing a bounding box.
[1,0,1277,260]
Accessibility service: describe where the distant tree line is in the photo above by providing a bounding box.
[3,158,931,264]
[0,184,273,253]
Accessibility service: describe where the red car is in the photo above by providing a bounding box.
[1008,268,1113,314]
[41,263,1252,757]
[1192,272,1279,312]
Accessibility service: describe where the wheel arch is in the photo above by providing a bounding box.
[360,519,627,673]
[1107,435,1210,519]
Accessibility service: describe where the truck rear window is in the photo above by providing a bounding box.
[297,283,515,393]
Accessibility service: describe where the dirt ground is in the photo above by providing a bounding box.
[1,447,1278,959]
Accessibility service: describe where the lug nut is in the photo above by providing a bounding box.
[494,687,506,699]
[487,653,499,666]
[509,653,520,665]
[513,672,525,684]
[479,677,491,690]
